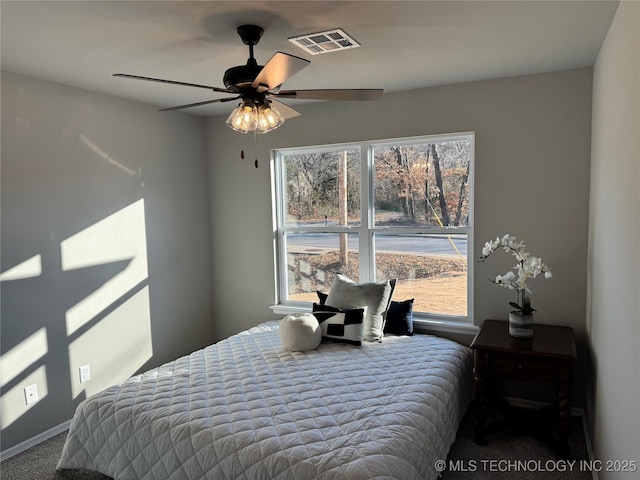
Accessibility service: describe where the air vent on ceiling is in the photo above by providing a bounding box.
[288,28,360,55]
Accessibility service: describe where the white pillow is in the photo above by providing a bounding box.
[325,274,395,342]
[279,313,322,352]
[312,303,366,346]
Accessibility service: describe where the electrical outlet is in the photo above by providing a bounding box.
[24,384,38,405]
[79,364,91,383]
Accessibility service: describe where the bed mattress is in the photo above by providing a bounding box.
[57,321,473,479]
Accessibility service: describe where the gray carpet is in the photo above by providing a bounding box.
[441,409,592,480]
[1,409,592,479]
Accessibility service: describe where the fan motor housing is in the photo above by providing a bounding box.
[224,25,266,91]
[223,64,263,91]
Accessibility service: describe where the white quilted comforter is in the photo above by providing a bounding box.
[57,321,473,480]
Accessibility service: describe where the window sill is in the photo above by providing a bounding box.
[270,304,479,336]
[270,304,311,316]
[412,318,479,336]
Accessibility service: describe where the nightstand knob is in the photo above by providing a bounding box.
[517,363,524,370]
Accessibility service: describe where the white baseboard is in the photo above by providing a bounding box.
[579,413,599,480]
[0,419,71,462]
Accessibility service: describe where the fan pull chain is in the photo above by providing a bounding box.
[254,130,259,168]
[239,136,259,168]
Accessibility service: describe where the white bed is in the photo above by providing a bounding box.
[57,320,473,479]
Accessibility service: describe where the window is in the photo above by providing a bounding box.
[273,132,474,326]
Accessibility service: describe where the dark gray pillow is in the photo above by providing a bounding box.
[316,290,329,305]
[384,299,414,335]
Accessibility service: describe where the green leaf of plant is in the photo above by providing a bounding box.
[509,302,522,311]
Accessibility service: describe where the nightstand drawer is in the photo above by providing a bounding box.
[487,354,557,379]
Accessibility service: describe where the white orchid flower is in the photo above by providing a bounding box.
[523,256,543,277]
[516,269,528,284]
[496,271,516,283]
[501,234,515,244]
[479,234,552,315]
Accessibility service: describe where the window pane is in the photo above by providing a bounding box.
[373,140,470,227]
[283,149,361,227]
[286,233,359,302]
[375,234,467,316]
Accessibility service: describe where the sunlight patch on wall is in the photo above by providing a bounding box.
[0,254,42,281]
[0,328,48,389]
[69,287,152,399]
[1,366,48,428]
[1,198,153,426]
[79,134,140,178]
[61,199,148,335]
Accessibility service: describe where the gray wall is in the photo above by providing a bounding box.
[588,1,640,475]
[1,72,214,452]
[206,68,593,405]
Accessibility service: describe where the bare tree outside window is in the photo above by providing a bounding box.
[373,141,471,227]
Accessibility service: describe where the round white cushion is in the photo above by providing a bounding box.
[279,313,322,352]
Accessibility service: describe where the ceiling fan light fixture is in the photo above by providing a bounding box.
[256,102,284,133]
[226,100,284,134]
[226,101,257,133]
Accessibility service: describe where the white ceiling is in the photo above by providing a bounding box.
[1,1,619,117]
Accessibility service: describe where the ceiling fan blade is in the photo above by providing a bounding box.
[251,52,310,91]
[160,96,240,112]
[114,73,233,94]
[269,99,301,119]
[275,89,384,101]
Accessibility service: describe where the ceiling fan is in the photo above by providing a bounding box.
[114,25,384,134]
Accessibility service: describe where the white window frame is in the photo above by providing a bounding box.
[270,132,475,334]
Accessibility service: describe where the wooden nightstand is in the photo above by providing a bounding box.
[470,319,577,457]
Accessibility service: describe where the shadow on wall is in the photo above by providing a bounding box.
[0,135,153,451]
